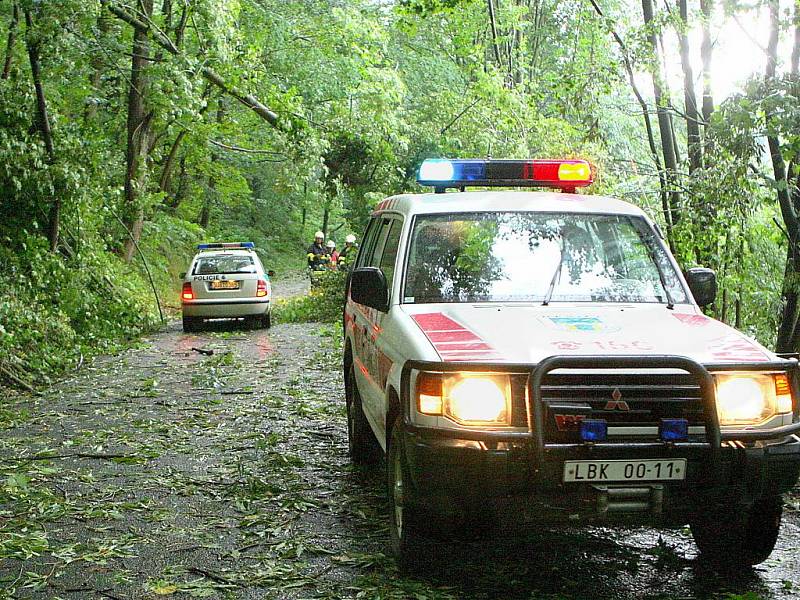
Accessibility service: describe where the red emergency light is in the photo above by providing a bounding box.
[417,158,594,193]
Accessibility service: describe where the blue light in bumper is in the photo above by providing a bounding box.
[580,419,607,442]
[659,418,688,441]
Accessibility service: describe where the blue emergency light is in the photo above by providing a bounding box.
[197,242,255,250]
[417,158,593,193]
[580,419,608,442]
[659,418,689,442]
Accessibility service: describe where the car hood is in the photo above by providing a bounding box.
[402,303,775,365]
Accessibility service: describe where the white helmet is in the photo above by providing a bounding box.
[345,234,356,244]
[314,231,324,239]
[326,240,336,249]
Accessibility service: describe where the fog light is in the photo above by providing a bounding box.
[580,419,607,442]
[659,418,688,441]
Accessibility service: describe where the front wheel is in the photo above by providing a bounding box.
[345,363,380,466]
[690,495,783,568]
[387,415,427,571]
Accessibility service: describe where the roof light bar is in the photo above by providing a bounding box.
[197,242,255,250]
[417,159,593,192]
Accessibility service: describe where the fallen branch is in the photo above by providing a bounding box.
[0,362,35,392]
[187,566,238,585]
[103,1,280,128]
[209,139,284,154]
[27,452,138,461]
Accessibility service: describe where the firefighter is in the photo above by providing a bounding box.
[337,234,358,270]
[307,231,329,270]
[326,240,339,269]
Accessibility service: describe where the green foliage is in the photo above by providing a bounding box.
[274,271,346,324]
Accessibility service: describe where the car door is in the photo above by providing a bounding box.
[349,216,403,431]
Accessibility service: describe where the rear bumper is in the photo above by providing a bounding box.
[402,425,800,524]
[182,299,270,318]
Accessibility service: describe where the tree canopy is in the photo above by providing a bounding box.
[3,0,800,386]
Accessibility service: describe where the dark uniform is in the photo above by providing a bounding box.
[307,242,329,270]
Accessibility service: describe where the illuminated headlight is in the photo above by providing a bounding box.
[714,373,794,426]
[416,372,511,426]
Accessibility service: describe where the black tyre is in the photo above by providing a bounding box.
[182,316,198,332]
[345,363,380,466]
[690,495,783,567]
[387,415,427,571]
[263,312,272,329]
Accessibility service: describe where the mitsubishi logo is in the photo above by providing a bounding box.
[604,388,630,411]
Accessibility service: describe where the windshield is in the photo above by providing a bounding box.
[193,254,256,275]
[403,212,688,305]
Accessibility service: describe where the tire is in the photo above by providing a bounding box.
[387,415,427,572]
[182,316,197,332]
[690,495,783,567]
[263,312,272,329]
[345,363,380,466]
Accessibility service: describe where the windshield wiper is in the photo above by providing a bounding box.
[542,237,565,306]
[645,246,675,310]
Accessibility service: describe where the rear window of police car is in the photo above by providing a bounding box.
[193,255,256,275]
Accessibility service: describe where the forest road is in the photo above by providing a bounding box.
[2,276,800,599]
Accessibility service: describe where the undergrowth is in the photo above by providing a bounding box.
[0,215,199,390]
[274,270,347,324]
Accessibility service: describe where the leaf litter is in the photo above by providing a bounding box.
[1,321,799,599]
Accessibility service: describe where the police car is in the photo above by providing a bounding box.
[342,158,800,569]
[180,242,273,332]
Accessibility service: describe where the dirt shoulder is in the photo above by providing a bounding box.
[1,299,800,598]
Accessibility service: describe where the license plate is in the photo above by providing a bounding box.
[563,459,686,482]
[210,280,239,290]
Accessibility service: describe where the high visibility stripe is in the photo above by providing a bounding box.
[411,312,501,361]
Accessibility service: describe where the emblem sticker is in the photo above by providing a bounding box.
[547,316,621,334]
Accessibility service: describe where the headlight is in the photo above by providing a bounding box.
[714,373,794,426]
[416,372,511,426]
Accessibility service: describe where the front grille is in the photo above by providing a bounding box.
[510,371,705,439]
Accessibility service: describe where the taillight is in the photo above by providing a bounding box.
[256,280,268,297]
[182,282,193,300]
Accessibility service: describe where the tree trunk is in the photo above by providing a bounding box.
[121,0,154,263]
[85,11,110,121]
[2,2,18,79]
[487,0,503,66]
[677,0,702,172]
[321,198,331,238]
[159,129,186,195]
[767,0,800,352]
[24,9,59,252]
[168,155,188,209]
[699,0,715,129]
[642,0,681,228]
[199,98,225,229]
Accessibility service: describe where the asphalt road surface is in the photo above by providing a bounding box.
[1,281,799,599]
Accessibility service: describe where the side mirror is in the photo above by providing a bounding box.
[350,267,388,312]
[267,270,275,278]
[685,267,716,307]
[179,272,186,279]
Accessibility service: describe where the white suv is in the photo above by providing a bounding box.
[180,242,273,332]
[342,158,800,570]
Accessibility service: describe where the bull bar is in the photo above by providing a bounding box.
[400,355,800,473]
